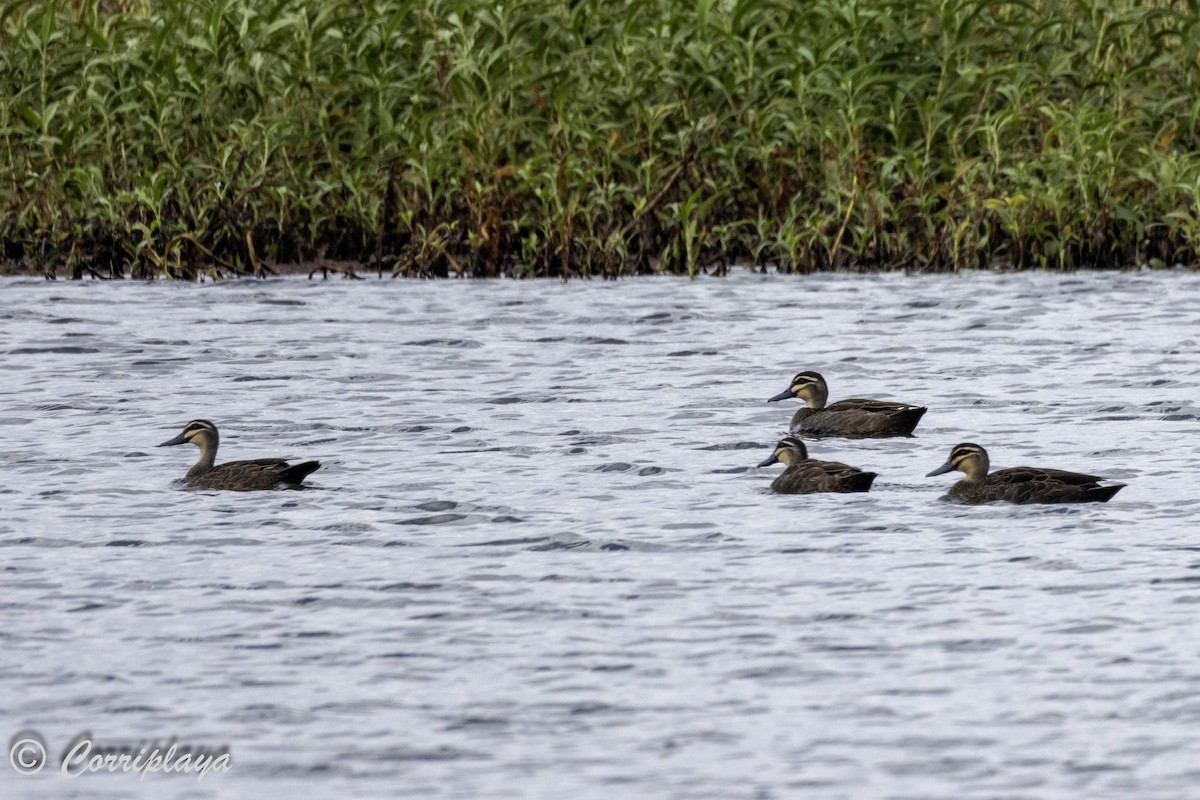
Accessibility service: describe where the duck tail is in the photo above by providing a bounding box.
[896,406,927,435]
[1088,483,1125,502]
[850,471,877,492]
[281,461,321,485]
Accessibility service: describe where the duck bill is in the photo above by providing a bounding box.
[767,388,793,403]
[757,454,779,468]
[157,433,189,447]
[926,461,955,477]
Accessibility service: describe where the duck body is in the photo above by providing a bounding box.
[184,457,321,491]
[943,467,1124,505]
[769,458,878,494]
[758,436,876,494]
[770,371,925,437]
[159,420,320,491]
[928,443,1123,505]
[790,399,927,438]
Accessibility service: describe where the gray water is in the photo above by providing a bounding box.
[2,270,1198,799]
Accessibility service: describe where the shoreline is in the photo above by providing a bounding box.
[1,260,1191,281]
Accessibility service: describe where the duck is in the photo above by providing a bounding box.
[768,371,926,437]
[757,436,877,494]
[926,443,1124,504]
[158,420,320,490]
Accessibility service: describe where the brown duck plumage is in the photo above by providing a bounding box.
[926,443,1124,504]
[158,420,320,490]
[768,371,926,437]
[757,436,876,494]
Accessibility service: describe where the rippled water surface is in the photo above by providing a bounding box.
[2,271,1199,799]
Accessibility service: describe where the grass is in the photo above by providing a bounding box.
[3,0,1200,279]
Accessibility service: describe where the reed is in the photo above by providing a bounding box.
[2,0,1199,278]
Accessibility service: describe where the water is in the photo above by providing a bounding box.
[2,270,1198,799]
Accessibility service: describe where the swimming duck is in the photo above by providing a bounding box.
[158,420,320,490]
[757,436,877,494]
[768,371,926,437]
[926,443,1124,504]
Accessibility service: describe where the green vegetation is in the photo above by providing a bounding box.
[2,0,1200,278]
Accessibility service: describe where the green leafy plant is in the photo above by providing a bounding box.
[2,0,1199,278]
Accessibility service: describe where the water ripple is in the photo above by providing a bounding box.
[1,271,1199,799]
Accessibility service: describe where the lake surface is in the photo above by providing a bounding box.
[2,270,1198,799]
